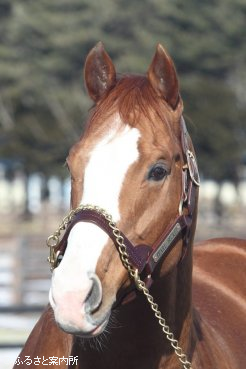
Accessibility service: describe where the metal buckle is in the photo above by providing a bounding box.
[179,166,188,215]
[46,235,59,271]
[186,150,200,187]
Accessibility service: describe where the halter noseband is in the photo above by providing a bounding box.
[47,117,200,293]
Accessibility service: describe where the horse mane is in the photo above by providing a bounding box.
[87,75,177,129]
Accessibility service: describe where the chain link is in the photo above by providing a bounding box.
[46,204,192,369]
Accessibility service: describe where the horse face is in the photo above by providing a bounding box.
[49,43,184,337]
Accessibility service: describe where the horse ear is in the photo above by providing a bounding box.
[147,44,179,109]
[84,41,116,102]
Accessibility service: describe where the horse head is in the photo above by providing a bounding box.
[49,42,199,338]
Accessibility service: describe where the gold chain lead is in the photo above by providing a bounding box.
[47,204,192,369]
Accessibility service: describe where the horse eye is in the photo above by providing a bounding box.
[148,164,167,181]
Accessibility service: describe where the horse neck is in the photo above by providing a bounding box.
[152,239,194,357]
[74,237,195,369]
[141,214,198,366]
[141,237,195,368]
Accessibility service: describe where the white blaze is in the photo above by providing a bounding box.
[50,122,140,328]
[82,124,140,220]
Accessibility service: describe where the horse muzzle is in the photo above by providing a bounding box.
[49,271,110,337]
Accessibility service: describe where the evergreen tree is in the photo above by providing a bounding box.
[0,0,245,181]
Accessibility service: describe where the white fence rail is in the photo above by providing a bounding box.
[0,236,50,307]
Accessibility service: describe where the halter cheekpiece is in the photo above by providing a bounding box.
[47,116,200,284]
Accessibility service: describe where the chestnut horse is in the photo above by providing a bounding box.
[14,43,246,369]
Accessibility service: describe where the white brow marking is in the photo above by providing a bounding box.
[82,123,140,220]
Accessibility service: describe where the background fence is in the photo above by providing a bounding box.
[0,235,50,369]
[0,168,246,369]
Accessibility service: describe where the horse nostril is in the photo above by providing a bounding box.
[85,273,102,314]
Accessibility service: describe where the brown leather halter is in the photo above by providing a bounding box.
[50,117,200,300]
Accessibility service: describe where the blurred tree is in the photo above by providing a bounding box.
[0,0,245,181]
